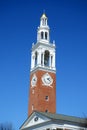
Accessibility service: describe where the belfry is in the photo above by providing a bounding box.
[28,13,56,116]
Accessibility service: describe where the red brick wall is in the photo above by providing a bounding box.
[28,70,56,116]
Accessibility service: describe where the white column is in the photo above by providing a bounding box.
[38,50,41,66]
[49,53,51,68]
[31,53,33,69]
[43,52,44,66]
[37,31,38,42]
[31,52,35,69]
[37,52,39,66]
[45,19,47,25]
[33,54,35,68]
[53,52,55,69]
[47,31,49,42]
[50,55,52,68]
[37,31,40,42]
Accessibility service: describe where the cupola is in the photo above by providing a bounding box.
[37,13,50,43]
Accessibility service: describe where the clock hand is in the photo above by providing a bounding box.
[47,77,50,81]
[34,78,36,81]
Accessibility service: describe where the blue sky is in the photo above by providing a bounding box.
[0,0,87,129]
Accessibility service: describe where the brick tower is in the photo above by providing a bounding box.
[28,13,56,116]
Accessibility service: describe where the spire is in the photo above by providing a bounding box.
[40,13,48,27]
[41,13,47,19]
[37,13,50,43]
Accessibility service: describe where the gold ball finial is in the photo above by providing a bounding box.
[41,10,47,19]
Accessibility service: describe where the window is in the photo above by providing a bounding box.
[45,32,47,40]
[45,109,48,112]
[51,56,53,67]
[42,19,46,26]
[45,19,46,25]
[41,53,43,65]
[45,96,49,101]
[44,50,50,66]
[34,116,38,121]
[35,52,37,66]
[41,31,44,39]
[42,19,44,25]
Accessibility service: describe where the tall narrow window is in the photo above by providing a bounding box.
[45,96,49,101]
[51,56,53,67]
[41,31,44,39]
[35,52,37,66]
[42,19,44,25]
[43,19,46,26]
[45,109,48,112]
[45,32,47,40]
[45,19,46,25]
[44,50,50,66]
[41,53,43,65]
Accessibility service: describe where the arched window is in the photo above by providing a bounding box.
[41,53,43,65]
[44,19,46,25]
[45,32,47,40]
[51,56,53,67]
[35,52,37,66]
[41,31,44,39]
[44,50,50,66]
[42,19,44,25]
[43,19,46,26]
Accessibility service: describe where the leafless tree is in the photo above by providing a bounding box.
[0,123,14,130]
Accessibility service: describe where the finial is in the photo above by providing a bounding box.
[41,10,47,19]
[43,9,45,14]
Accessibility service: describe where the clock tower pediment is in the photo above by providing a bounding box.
[20,111,50,129]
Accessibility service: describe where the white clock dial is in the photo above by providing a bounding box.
[31,74,37,87]
[34,116,38,121]
[42,73,53,86]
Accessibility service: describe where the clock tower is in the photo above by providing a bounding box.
[28,13,56,116]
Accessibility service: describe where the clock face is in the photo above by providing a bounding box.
[31,74,37,87]
[34,116,38,122]
[42,73,53,86]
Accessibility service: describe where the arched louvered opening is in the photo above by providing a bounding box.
[41,31,44,39]
[44,50,50,66]
[45,32,47,40]
[35,52,38,66]
[41,53,43,65]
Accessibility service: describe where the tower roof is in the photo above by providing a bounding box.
[20,111,87,130]
[41,13,47,19]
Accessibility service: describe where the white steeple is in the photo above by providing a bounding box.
[37,13,50,43]
[31,13,56,73]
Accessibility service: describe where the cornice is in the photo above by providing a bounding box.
[30,66,56,74]
[32,42,56,51]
